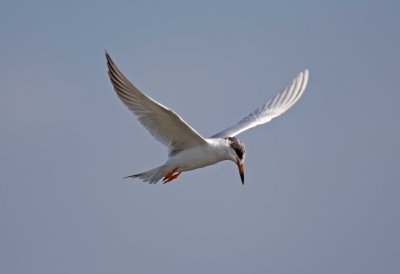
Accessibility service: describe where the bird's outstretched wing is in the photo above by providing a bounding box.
[106,51,207,155]
[211,69,309,138]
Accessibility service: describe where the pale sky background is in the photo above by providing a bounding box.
[1,1,400,273]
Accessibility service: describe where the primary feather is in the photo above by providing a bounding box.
[106,51,208,156]
[211,69,309,138]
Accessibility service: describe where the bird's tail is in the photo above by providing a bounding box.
[124,165,171,184]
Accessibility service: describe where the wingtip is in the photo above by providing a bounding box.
[297,69,309,88]
[303,68,310,79]
[104,50,116,72]
[105,50,114,65]
[303,68,310,85]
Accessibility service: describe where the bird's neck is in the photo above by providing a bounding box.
[206,138,234,161]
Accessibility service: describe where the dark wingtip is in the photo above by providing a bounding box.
[105,50,112,63]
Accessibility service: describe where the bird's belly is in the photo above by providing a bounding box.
[166,147,226,172]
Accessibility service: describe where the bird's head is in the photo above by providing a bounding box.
[225,137,246,185]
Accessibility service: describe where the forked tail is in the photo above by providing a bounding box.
[124,165,172,184]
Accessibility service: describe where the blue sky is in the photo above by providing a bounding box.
[1,1,400,273]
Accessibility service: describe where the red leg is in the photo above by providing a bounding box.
[163,168,177,182]
[165,172,181,183]
[163,168,181,184]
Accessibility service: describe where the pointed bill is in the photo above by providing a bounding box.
[236,159,245,185]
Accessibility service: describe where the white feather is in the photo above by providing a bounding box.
[211,69,309,138]
[106,52,208,156]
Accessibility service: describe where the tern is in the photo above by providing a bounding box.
[105,52,309,185]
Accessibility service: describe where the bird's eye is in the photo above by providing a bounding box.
[235,148,244,160]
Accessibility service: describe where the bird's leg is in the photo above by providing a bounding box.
[163,168,177,182]
[166,172,181,183]
[163,168,181,184]
[163,171,181,183]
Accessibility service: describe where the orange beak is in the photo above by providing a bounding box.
[236,159,245,185]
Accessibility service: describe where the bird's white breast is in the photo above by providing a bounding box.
[165,139,230,172]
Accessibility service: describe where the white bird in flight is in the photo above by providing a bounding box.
[105,51,309,185]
